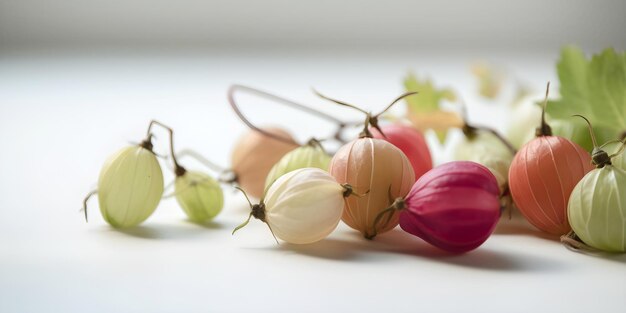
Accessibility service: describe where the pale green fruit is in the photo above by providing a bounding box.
[507,97,541,149]
[98,145,164,228]
[264,143,331,191]
[568,166,626,252]
[454,132,513,194]
[603,142,626,170]
[175,171,224,222]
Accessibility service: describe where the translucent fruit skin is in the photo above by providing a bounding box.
[400,161,501,253]
[508,136,593,235]
[98,146,164,228]
[506,97,541,150]
[568,166,626,252]
[330,138,415,238]
[175,171,224,222]
[371,124,433,180]
[264,144,331,191]
[263,168,344,244]
[454,132,514,194]
[231,127,297,199]
[604,142,626,170]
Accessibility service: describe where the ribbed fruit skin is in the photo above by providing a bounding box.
[400,161,501,253]
[175,171,224,222]
[264,168,344,244]
[568,166,626,252]
[264,144,331,191]
[508,136,593,235]
[98,146,164,228]
[371,124,432,180]
[454,132,514,195]
[330,138,415,238]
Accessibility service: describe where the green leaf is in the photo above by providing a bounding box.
[587,49,626,131]
[403,73,459,142]
[547,46,626,145]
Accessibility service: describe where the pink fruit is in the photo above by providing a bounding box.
[371,124,432,180]
[391,161,500,253]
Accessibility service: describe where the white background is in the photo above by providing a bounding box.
[1,1,625,312]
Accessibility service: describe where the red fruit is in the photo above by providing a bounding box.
[371,124,433,180]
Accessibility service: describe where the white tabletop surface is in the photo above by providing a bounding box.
[0,49,624,313]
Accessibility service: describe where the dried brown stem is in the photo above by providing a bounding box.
[228,85,300,146]
[146,120,186,176]
[459,100,517,155]
[560,231,604,256]
[80,189,98,222]
[228,85,353,144]
[535,82,553,137]
[315,90,418,139]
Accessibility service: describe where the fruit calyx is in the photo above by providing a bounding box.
[575,114,614,168]
[313,90,418,140]
[251,203,267,222]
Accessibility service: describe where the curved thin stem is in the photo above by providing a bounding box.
[367,206,397,240]
[314,90,418,139]
[328,120,366,144]
[573,115,598,148]
[235,186,254,208]
[373,206,397,230]
[536,82,552,137]
[313,89,369,114]
[341,183,369,198]
[500,186,513,220]
[363,91,417,139]
[458,99,516,155]
[560,231,604,255]
[81,189,98,222]
[459,100,478,138]
[146,120,185,176]
[541,82,550,126]
[360,113,374,138]
[161,192,176,199]
[382,207,396,228]
[227,85,303,146]
[176,148,228,174]
[598,139,623,150]
[609,140,626,159]
[473,125,518,155]
[232,213,253,235]
[230,85,352,145]
[374,91,418,118]
[232,186,277,243]
[231,84,345,124]
[574,115,615,167]
[266,222,280,245]
[367,197,406,240]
